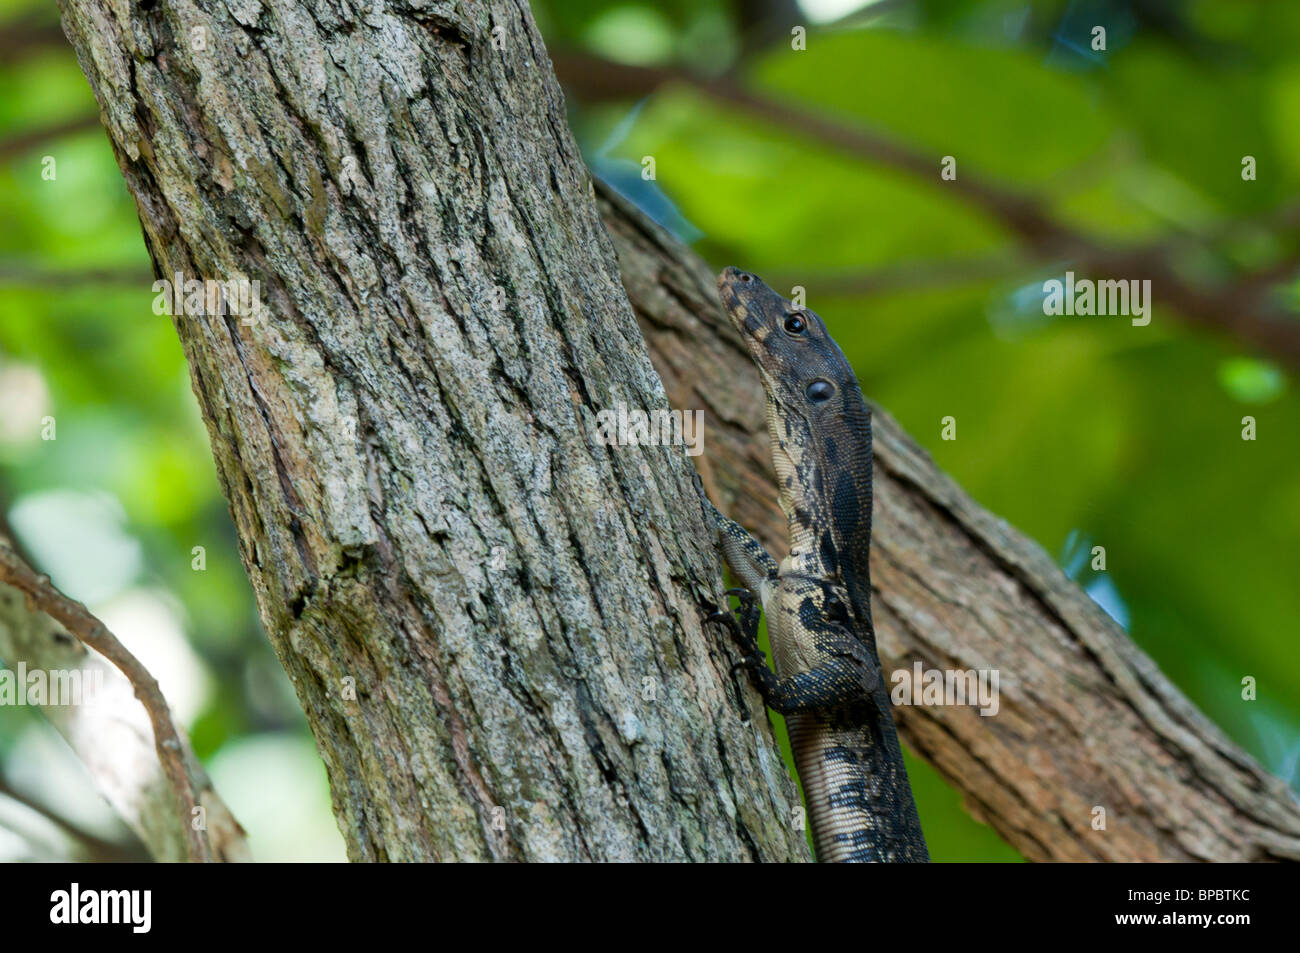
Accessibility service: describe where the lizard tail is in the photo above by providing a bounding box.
[788,707,929,862]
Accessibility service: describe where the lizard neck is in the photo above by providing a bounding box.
[767,388,875,620]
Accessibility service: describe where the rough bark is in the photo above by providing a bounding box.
[57,0,806,861]
[55,0,1300,863]
[598,183,1300,862]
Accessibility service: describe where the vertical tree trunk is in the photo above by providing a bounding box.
[58,0,1300,863]
[57,0,807,861]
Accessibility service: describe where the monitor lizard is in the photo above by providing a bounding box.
[706,266,929,863]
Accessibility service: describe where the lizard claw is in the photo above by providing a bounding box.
[730,653,767,676]
[707,606,763,657]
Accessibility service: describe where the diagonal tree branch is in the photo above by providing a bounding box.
[598,178,1300,862]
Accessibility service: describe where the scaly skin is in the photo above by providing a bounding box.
[708,266,928,863]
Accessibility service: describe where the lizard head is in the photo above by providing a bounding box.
[717,266,874,586]
[716,266,860,421]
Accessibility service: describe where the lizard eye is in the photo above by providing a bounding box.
[783,313,807,335]
[806,380,834,403]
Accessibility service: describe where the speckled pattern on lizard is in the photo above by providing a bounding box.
[707,266,928,863]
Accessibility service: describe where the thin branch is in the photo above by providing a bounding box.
[0,778,148,862]
[0,261,154,288]
[0,15,68,63]
[0,488,39,576]
[552,52,1300,368]
[0,545,213,862]
[769,254,1031,298]
[0,114,102,161]
[555,52,1066,241]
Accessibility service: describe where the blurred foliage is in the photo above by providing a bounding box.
[1,0,1298,861]
[0,0,330,859]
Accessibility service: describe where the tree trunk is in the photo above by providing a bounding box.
[57,0,806,862]
[57,0,1300,863]
[599,184,1300,862]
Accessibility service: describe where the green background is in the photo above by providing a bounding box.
[0,0,1296,861]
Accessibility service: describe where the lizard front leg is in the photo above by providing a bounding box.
[707,499,778,595]
[705,500,780,673]
[733,622,882,715]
